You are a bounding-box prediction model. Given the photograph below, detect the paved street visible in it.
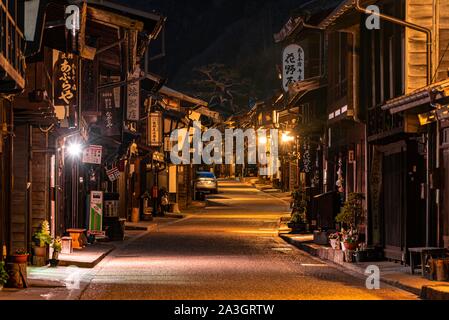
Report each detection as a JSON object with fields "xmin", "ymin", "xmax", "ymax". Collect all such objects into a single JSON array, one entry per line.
[{"xmin": 75, "ymin": 180, "xmax": 417, "ymax": 300}]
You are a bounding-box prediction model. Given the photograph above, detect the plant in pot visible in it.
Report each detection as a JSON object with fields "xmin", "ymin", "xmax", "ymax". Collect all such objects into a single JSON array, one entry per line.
[
  {"xmin": 335, "ymin": 193, "xmax": 364, "ymax": 250},
  {"xmin": 328, "ymin": 232, "xmax": 342, "ymax": 250},
  {"xmin": 49, "ymin": 237, "xmax": 62, "ymax": 267},
  {"xmin": 0, "ymin": 261, "xmax": 9, "ymax": 290},
  {"xmin": 288, "ymin": 189, "xmax": 309, "ymax": 233},
  {"xmin": 32, "ymin": 220, "xmax": 52, "ymax": 258},
  {"xmin": 342, "ymin": 232, "xmax": 358, "ymax": 251},
  {"xmin": 10, "ymin": 249, "xmax": 29, "ymax": 264}
]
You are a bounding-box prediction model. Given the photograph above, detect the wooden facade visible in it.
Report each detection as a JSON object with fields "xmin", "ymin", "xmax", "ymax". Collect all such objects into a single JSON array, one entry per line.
[
  {"xmin": 275, "ymin": 18, "xmax": 328, "ymax": 194},
  {"xmin": 0, "ymin": 0, "xmax": 167, "ymax": 258},
  {"xmin": 360, "ymin": 0, "xmax": 449, "ymax": 260},
  {"xmin": 323, "ymin": 7, "xmax": 368, "ymax": 237},
  {"xmin": 1, "ymin": 0, "xmax": 26, "ymax": 256}
]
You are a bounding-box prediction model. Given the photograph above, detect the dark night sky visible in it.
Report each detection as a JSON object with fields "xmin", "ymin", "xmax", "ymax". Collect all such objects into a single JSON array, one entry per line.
[{"xmin": 113, "ymin": 0, "xmax": 323, "ymax": 108}]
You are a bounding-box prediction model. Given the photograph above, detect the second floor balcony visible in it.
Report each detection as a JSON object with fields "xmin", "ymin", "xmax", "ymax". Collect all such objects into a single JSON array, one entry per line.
[{"xmin": 0, "ymin": 1, "xmax": 26, "ymax": 93}]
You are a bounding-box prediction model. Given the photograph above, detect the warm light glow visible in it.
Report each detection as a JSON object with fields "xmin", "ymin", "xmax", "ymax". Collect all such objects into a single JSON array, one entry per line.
[
  {"xmin": 67, "ymin": 142, "xmax": 83, "ymax": 157},
  {"xmin": 258, "ymin": 136, "xmax": 267, "ymax": 145},
  {"xmin": 281, "ymin": 132, "xmax": 294, "ymax": 143}
]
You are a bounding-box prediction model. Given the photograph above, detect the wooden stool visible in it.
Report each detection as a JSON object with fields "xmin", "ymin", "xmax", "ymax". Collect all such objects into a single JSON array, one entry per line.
[{"xmin": 66, "ymin": 229, "xmax": 87, "ymax": 249}]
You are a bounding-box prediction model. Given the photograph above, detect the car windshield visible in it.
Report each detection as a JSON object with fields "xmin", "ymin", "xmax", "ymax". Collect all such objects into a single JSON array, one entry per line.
[{"xmin": 197, "ymin": 172, "xmax": 215, "ymax": 179}]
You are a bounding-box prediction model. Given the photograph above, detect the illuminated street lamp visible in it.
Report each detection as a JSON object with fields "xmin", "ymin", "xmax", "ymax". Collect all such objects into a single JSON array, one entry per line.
[
  {"xmin": 67, "ymin": 142, "xmax": 83, "ymax": 158},
  {"xmin": 281, "ymin": 132, "xmax": 294, "ymax": 143}
]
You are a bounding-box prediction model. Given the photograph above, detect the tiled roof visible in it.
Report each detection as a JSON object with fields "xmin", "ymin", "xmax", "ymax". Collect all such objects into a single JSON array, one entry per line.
[{"xmin": 382, "ymin": 79, "xmax": 449, "ymax": 114}]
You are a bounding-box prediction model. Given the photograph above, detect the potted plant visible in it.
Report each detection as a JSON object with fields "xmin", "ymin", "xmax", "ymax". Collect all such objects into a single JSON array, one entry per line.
[
  {"xmin": 49, "ymin": 237, "xmax": 62, "ymax": 267},
  {"xmin": 329, "ymin": 232, "xmax": 342, "ymax": 250},
  {"xmin": 10, "ymin": 249, "xmax": 29, "ymax": 264},
  {"xmin": 32, "ymin": 220, "xmax": 52, "ymax": 257},
  {"xmin": 287, "ymin": 189, "xmax": 309, "ymax": 233},
  {"xmin": 0, "ymin": 261, "xmax": 9, "ymax": 290},
  {"xmin": 335, "ymin": 193, "xmax": 364, "ymax": 250},
  {"xmin": 342, "ymin": 232, "xmax": 358, "ymax": 251}
]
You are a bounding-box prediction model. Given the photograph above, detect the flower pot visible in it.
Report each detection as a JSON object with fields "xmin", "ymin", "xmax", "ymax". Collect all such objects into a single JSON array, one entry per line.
[
  {"xmin": 52, "ymin": 251, "xmax": 59, "ymax": 260},
  {"xmin": 330, "ymin": 238, "xmax": 340, "ymax": 250},
  {"xmin": 344, "ymin": 242, "xmax": 357, "ymax": 251},
  {"xmin": 10, "ymin": 254, "xmax": 29, "ymax": 264},
  {"xmin": 49, "ymin": 259, "xmax": 59, "ymax": 268},
  {"xmin": 33, "ymin": 246, "xmax": 47, "ymax": 257}
]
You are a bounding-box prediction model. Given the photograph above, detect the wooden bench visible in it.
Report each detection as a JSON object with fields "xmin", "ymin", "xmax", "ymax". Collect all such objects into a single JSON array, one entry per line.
[{"xmin": 409, "ymin": 247, "xmax": 447, "ymax": 276}]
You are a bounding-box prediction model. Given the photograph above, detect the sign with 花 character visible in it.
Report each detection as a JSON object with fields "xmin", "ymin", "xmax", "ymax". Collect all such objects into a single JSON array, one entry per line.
[
  {"xmin": 82, "ymin": 145, "xmax": 103, "ymax": 164},
  {"xmin": 282, "ymin": 44, "xmax": 304, "ymax": 92},
  {"xmin": 126, "ymin": 66, "xmax": 141, "ymax": 121},
  {"xmin": 148, "ymin": 112, "xmax": 162, "ymax": 147},
  {"xmin": 53, "ymin": 50, "xmax": 78, "ymax": 128}
]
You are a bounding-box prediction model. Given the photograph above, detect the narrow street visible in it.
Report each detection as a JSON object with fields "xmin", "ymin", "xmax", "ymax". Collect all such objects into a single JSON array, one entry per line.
[{"xmin": 77, "ymin": 181, "xmax": 417, "ymax": 300}]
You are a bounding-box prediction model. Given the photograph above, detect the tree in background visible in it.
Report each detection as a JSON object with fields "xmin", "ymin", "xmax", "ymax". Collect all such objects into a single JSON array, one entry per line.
[{"xmin": 187, "ymin": 63, "xmax": 256, "ymax": 116}]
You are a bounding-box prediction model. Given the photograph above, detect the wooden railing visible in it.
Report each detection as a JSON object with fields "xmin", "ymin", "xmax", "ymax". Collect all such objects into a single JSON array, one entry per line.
[
  {"xmin": 0, "ymin": 1, "xmax": 26, "ymax": 90},
  {"xmin": 367, "ymin": 106, "xmax": 404, "ymax": 139}
]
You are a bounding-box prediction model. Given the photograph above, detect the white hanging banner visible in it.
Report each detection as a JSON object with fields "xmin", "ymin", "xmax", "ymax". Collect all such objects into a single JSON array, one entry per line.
[{"xmin": 282, "ymin": 44, "xmax": 304, "ymax": 92}]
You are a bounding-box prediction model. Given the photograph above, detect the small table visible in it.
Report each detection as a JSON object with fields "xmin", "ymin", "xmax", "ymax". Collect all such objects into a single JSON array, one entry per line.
[
  {"xmin": 66, "ymin": 229, "xmax": 87, "ymax": 249},
  {"xmin": 408, "ymin": 247, "xmax": 447, "ymax": 276}
]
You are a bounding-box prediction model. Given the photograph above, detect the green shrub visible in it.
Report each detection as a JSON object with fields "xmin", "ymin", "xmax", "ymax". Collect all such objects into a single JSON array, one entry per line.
[
  {"xmin": 33, "ymin": 220, "xmax": 52, "ymax": 247},
  {"xmin": 335, "ymin": 193, "xmax": 365, "ymax": 229},
  {"xmin": 0, "ymin": 261, "xmax": 9, "ymax": 286}
]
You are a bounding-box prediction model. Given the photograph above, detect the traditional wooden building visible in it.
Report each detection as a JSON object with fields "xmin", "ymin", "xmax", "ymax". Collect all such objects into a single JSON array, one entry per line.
[
  {"xmin": 373, "ymin": 0, "xmax": 449, "ymax": 254},
  {"xmin": 1, "ymin": 0, "xmax": 27, "ymax": 256},
  {"xmin": 273, "ymin": 1, "xmax": 351, "ymax": 228},
  {"xmin": 138, "ymin": 78, "xmax": 211, "ymax": 215},
  {"xmin": 1, "ymin": 0, "xmax": 166, "ymax": 256},
  {"xmin": 323, "ymin": 0, "xmax": 449, "ymax": 261},
  {"xmin": 274, "ymin": 12, "xmax": 328, "ymax": 193},
  {"xmin": 318, "ymin": 1, "xmax": 368, "ymax": 239}
]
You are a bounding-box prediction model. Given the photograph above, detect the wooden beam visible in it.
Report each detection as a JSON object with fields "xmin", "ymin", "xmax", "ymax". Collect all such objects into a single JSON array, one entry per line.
[
  {"xmin": 79, "ymin": 3, "xmax": 97, "ymax": 60},
  {"xmin": 0, "ymin": 54, "xmax": 25, "ymax": 90},
  {"xmin": 87, "ymin": 7, "xmax": 144, "ymax": 31}
]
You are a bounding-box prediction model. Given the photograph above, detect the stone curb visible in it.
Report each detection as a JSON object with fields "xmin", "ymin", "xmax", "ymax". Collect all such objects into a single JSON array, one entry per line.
[{"xmin": 58, "ymin": 246, "xmax": 115, "ymax": 269}]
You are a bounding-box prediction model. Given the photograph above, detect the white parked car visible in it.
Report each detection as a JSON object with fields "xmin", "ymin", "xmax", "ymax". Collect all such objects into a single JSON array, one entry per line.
[{"xmin": 194, "ymin": 172, "xmax": 218, "ymax": 194}]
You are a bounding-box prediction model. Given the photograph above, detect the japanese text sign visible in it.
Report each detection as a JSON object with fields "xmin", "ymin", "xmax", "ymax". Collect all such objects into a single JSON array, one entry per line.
[{"xmin": 282, "ymin": 44, "xmax": 304, "ymax": 92}]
